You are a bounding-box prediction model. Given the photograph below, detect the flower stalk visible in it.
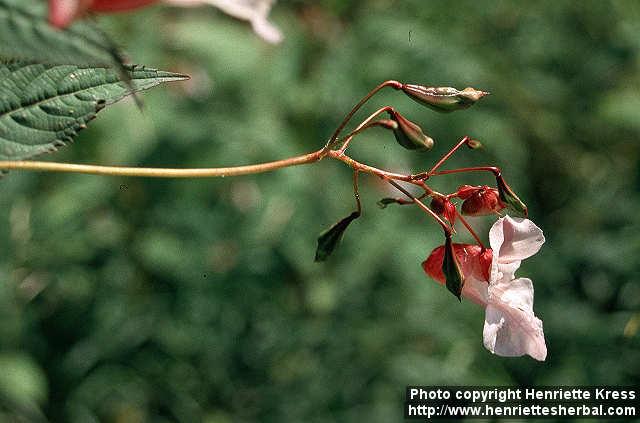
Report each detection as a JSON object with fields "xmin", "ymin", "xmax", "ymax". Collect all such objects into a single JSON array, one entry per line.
[{"xmin": 1, "ymin": 79, "xmax": 497, "ymax": 260}]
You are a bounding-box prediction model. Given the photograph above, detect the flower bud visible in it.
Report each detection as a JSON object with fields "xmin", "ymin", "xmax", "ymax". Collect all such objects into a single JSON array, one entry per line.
[
  {"xmin": 387, "ymin": 110, "xmax": 434, "ymax": 150},
  {"xmin": 401, "ymin": 84, "xmax": 489, "ymax": 113},
  {"xmin": 430, "ymin": 196, "xmax": 456, "ymax": 225},
  {"xmin": 460, "ymin": 186, "xmax": 504, "ymax": 216},
  {"xmin": 495, "ymin": 174, "xmax": 528, "ymax": 216},
  {"xmin": 466, "ymin": 138, "xmax": 483, "ymax": 149}
]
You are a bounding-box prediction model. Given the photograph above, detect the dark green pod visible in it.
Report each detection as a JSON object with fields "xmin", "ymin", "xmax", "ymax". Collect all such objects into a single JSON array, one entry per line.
[
  {"xmin": 387, "ymin": 110, "xmax": 434, "ymax": 150},
  {"xmin": 443, "ymin": 235, "xmax": 465, "ymax": 301}
]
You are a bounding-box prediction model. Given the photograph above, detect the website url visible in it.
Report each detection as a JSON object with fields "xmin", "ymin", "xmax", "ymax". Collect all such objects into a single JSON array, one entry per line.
[{"xmin": 406, "ymin": 403, "xmax": 637, "ymax": 419}]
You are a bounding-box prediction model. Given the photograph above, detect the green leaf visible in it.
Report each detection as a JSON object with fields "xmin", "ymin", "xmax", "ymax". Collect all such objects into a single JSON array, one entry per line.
[
  {"xmin": 314, "ymin": 211, "xmax": 360, "ymax": 262},
  {"xmin": 0, "ymin": 61, "xmax": 188, "ymax": 160},
  {"xmin": 0, "ymin": 0, "xmax": 125, "ymax": 69}
]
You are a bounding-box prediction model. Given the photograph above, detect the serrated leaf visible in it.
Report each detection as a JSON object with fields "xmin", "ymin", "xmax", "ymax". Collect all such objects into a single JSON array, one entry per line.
[
  {"xmin": 0, "ymin": 0, "xmax": 125, "ymax": 69},
  {"xmin": 0, "ymin": 61, "xmax": 188, "ymax": 160},
  {"xmin": 314, "ymin": 211, "xmax": 360, "ymax": 262}
]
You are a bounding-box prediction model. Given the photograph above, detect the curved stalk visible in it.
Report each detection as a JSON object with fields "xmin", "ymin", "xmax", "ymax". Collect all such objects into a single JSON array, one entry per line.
[
  {"xmin": 324, "ymin": 80, "xmax": 402, "ymax": 151},
  {"xmin": 0, "ymin": 151, "xmax": 324, "ymax": 178}
]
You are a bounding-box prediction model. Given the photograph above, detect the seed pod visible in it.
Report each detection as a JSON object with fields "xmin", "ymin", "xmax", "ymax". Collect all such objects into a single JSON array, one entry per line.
[
  {"xmin": 387, "ymin": 110, "xmax": 434, "ymax": 150},
  {"xmin": 315, "ymin": 211, "xmax": 360, "ymax": 262},
  {"xmin": 442, "ymin": 235, "xmax": 465, "ymax": 301},
  {"xmin": 401, "ymin": 84, "xmax": 489, "ymax": 113},
  {"xmin": 466, "ymin": 138, "xmax": 483, "ymax": 149},
  {"xmin": 495, "ymin": 174, "xmax": 528, "ymax": 216}
]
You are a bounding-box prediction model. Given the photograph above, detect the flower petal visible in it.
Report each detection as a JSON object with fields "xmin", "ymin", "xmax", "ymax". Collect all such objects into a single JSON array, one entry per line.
[
  {"xmin": 166, "ymin": 0, "xmax": 283, "ymax": 44},
  {"xmin": 489, "ymin": 215, "xmax": 545, "ymax": 264},
  {"xmin": 48, "ymin": 0, "xmax": 88, "ymax": 27},
  {"xmin": 461, "ymin": 276, "xmax": 488, "ymax": 307},
  {"xmin": 483, "ymin": 278, "xmax": 547, "ymax": 361},
  {"xmin": 422, "ymin": 243, "xmax": 489, "ymax": 285}
]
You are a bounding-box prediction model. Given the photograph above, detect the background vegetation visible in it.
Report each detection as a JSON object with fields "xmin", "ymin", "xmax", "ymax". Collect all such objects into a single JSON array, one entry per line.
[{"xmin": 0, "ymin": 0, "xmax": 639, "ymax": 421}]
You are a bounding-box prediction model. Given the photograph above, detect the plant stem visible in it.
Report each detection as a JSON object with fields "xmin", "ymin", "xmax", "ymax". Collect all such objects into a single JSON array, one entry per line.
[
  {"xmin": 0, "ymin": 151, "xmax": 324, "ymax": 178},
  {"xmin": 411, "ymin": 135, "xmax": 469, "ymax": 180},
  {"xmin": 324, "ymin": 80, "xmax": 402, "ymax": 151},
  {"xmin": 352, "ymin": 170, "xmax": 361, "ymax": 214},
  {"xmin": 430, "ymin": 166, "xmax": 500, "ymax": 177},
  {"xmin": 455, "ymin": 211, "xmax": 486, "ymax": 249},
  {"xmin": 386, "ymin": 179, "xmax": 451, "ymax": 235},
  {"xmin": 338, "ymin": 106, "xmax": 395, "ymax": 153},
  {"xmin": 327, "ymin": 150, "xmax": 416, "ymax": 183},
  {"xmin": 0, "ymin": 148, "xmax": 425, "ymax": 189}
]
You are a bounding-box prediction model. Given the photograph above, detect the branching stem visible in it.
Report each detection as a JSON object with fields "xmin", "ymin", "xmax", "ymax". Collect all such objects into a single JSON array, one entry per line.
[
  {"xmin": 411, "ymin": 136, "xmax": 470, "ymax": 180},
  {"xmin": 430, "ymin": 166, "xmax": 500, "ymax": 177},
  {"xmin": 324, "ymin": 80, "xmax": 402, "ymax": 151},
  {"xmin": 455, "ymin": 210, "xmax": 486, "ymax": 249},
  {"xmin": 0, "ymin": 151, "xmax": 325, "ymax": 178},
  {"xmin": 385, "ymin": 179, "xmax": 452, "ymax": 236},
  {"xmin": 338, "ymin": 106, "xmax": 395, "ymax": 153}
]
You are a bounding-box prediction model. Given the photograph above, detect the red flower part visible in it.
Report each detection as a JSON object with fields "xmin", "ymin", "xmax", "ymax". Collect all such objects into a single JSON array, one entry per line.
[
  {"xmin": 456, "ymin": 185, "xmax": 505, "ymax": 216},
  {"xmin": 49, "ymin": 0, "xmax": 158, "ymax": 28},
  {"xmin": 429, "ymin": 196, "xmax": 457, "ymax": 225},
  {"xmin": 455, "ymin": 184, "xmax": 480, "ymax": 200},
  {"xmin": 90, "ymin": 0, "xmax": 158, "ymax": 12},
  {"xmin": 422, "ymin": 243, "xmax": 492, "ymax": 285}
]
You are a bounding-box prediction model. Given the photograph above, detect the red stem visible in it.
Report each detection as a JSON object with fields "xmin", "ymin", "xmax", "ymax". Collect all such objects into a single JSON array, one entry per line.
[
  {"xmin": 386, "ymin": 179, "xmax": 452, "ymax": 236},
  {"xmin": 455, "ymin": 211, "xmax": 486, "ymax": 249},
  {"xmin": 353, "ymin": 170, "xmax": 362, "ymax": 214},
  {"xmin": 411, "ymin": 136, "xmax": 469, "ymax": 180},
  {"xmin": 325, "ymin": 80, "xmax": 402, "ymax": 150},
  {"xmin": 431, "ymin": 166, "xmax": 500, "ymax": 177},
  {"xmin": 338, "ymin": 106, "xmax": 395, "ymax": 153},
  {"xmin": 328, "ymin": 151, "xmax": 417, "ymax": 183}
]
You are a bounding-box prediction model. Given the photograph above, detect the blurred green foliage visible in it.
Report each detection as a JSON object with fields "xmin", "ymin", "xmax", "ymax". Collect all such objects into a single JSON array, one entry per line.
[{"xmin": 1, "ymin": 0, "xmax": 639, "ymax": 421}]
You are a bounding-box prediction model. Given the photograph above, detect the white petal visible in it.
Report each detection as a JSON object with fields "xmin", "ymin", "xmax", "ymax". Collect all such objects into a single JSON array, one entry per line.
[
  {"xmin": 164, "ymin": 0, "xmax": 283, "ymax": 43},
  {"xmin": 490, "ymin": 260, "xmax": 521, "ymax": 287},
  {"xmin": 250, "ymin": 16, "xmax": 283, "ymax": 44},
  {"xmin": 489, "ymin": 215, "xmax": 545, "ymax": 264},
  {"xmin": 461, "ymin": 276, "xmax": 489, "ymax": 307},
  {"xmin": 483, "ymin": 278, "xmax": 547, "ymax": 360}
]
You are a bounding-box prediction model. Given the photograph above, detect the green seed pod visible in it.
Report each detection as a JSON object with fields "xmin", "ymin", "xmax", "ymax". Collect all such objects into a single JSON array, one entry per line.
[
  {"xmin": 387, "ymin": 110, "xmax": 434, "ymax": 150},
  {"xmin": 442, "ymin": 235, "xmax": 465, "ymax": 301},
  {"xmin": 496, "ymin": 174, "xmax": 528, "ymax": 217},
  {"xmin": 401, "ymin": 84, "xmax": 489, "ymax": 113}
]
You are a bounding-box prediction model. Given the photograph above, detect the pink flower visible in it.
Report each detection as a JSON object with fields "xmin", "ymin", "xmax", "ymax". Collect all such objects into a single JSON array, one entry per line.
[
  {"xmin": 164, "ymin": 0, "xmax": 283, "ymax": 44},
  {"xmin": 48, "ymin": 0, "xmax": 158, "ymax": 28},
  {"xmin": 423, "ymin": 215, "xmax": 547, "ymax": 361},
  {"xmin": 49, "ymin": 0, "xmax": 283, "ymax": 44}
]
